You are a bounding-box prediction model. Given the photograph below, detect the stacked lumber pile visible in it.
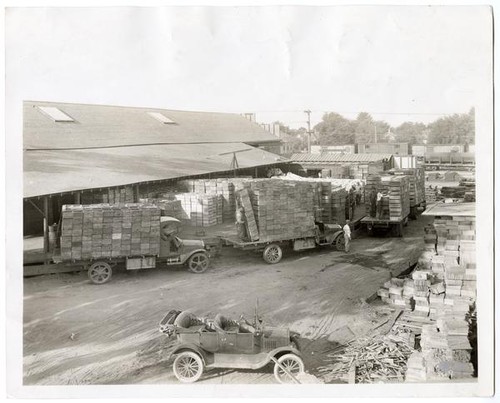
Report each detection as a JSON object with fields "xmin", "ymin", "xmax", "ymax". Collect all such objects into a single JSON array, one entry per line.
[
  {"xmin": 81, "ymin": 186, "xmax": 135, "ymax": 204},
  {"xmin": 60, "ymin": 203, "xmax": 160, "ymax": 261},
  {"xmin": 236, "ymin": 179, "xmax": 317, "ymax": 242},
  {"xmin": 317, "ymin": 335, "xmax": 414, "ymax": 383},
  {"xmin": 459, "ymin": 178, "xmax": 476, "ymax": 202},
  {"xmin": 441, "ymin": 186, "xmax": 466, "ymax": 199}
]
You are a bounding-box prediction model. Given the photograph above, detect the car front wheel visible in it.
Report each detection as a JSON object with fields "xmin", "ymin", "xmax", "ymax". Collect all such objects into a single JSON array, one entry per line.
[
  {"xmin": 173, "ymin": 351, "xmax": 204, "ymax": 383},
  {"xmin": 274, "ymin": 353, "xmax": 305, "ymax": 384}
]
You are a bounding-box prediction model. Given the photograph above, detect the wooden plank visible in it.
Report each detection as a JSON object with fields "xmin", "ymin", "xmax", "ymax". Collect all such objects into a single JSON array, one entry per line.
[{"xmin": 24, "ymin": 262, "xmax": 85, "ymax": 277}]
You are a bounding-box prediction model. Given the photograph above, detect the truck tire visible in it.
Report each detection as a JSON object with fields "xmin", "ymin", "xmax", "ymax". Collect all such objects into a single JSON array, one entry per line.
[
  {"xmin": 263, "ymin": 244, "xmax": 283, "ymax": 264},
  {"xmin": 187, "ymin": 252, "xmax": 209, "ymax": 273},
  {"xmin": 88, "ymin": 261, "xmax": 112, "ymax": 285}
]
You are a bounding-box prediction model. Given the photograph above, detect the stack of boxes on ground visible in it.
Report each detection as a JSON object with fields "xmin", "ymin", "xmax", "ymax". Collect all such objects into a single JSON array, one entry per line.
[
  {"xmin": 377, "ymin": 208, "xmax": 476, "ymax": 382},
  {"xmin": 60, "ymin": 204, "xmax": 161, "ymax": 261}
]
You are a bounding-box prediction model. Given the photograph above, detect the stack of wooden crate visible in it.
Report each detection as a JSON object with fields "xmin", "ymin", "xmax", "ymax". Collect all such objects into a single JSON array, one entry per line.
[
  {"xmin": 238, "ymin": 179, "xmax": 317, "ymax": 242},
  {"xmin": 177, "ymin": 179, "xmax": 232, "ymax": 223},
  {"xmin": 392, "ymin": 168, "xmax": 425, "ymax": 207},
  {"xmin": 160, "ymin": 193, "xmax": 218, "ymax": 227},
  {"xmin": 139, "ymin": 198, "xmax": 184, "ymax": 220},
  {"xmin": 81, "ymin": 186, "xmax": 135, "ymax": 204},
  {"xmin": 60, "ymin": 203, "xmax": 161, "ymax": 261}
]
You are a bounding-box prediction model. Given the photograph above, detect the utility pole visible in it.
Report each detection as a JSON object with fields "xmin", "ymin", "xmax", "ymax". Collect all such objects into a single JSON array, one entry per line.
[
  {"xmin": 374, "ymin": 124, "xmax": 378, "ymax": 143},
  {"xmin": 304, "ymin": 110, "xmax": 312, "ymax": 153}
]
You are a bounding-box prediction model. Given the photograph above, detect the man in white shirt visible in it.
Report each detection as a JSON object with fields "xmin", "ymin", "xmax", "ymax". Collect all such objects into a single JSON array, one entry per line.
[
  {"xmin": 376, "ymin": 191, "xmax": 384, "ymax": 219},
  {"xmin": 343, "ymin": 220, "xmax": 351, "ymax": 253}
]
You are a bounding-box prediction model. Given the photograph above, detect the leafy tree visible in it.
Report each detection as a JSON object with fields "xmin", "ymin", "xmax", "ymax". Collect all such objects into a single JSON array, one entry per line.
[
  {"xmin": 427, "ymin": 109, "xmax": 475, "ymax": 144},
  {"xmin": 394, "ymin": 122, "xmax": 427, "ymax": 145},
  {"xmin": 314, "ymin": 113, "xmax": 355, "ymax": 145}
]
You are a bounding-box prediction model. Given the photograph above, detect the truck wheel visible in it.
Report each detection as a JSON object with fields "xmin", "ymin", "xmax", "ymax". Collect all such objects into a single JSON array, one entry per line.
[
  {"xmin": 88, "ymin": 261, "xmax": 112, "ymax": 285},
  {"xmin": 263, "ymin": 244, "xmax": 283, "ymax": 264},
  {"xmin": 334, "ymin": 234, "xmax": 345, "ymax": 251},
  {"xmin": 173, "ymin": 351, "xmax": 204, "ymax": 383},
  {"xmin": 274, "ymin": 353, "xmax": 304, "ymax": 384},
  {"xmin": 187, "ymin": 252, "xmax": 209, "ymax": 273}
]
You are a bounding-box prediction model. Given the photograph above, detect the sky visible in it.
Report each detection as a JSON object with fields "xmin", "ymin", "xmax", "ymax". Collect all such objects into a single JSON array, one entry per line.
[{"xmin": 6, "ymin": 6, "xmax": 492, "ymax": 129}]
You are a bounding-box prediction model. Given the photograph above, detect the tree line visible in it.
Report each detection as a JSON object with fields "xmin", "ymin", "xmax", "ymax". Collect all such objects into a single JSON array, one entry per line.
[{"xmin": 277, "ymin": 107, "xmax": 475, "ymax": 153}]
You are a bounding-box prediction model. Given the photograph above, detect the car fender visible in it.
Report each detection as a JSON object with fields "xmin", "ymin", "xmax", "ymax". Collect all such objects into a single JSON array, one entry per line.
[
  {"xmin": 331, "ymin": 230, "xmax": 344, "ymax": 244},
  {"xmin": 169, "ymin": 343, "xmax": 211, "ymax": 364},
  {"xmin": 181, "ymin": 249, "xmax": 210, "ymax": 264},
  {"xmin": 266, "ymin": 345, "xmax": 302, "ymax": 363}
]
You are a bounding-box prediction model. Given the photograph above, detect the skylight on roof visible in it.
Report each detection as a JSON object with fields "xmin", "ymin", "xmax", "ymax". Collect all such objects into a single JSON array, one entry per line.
[
  {"xmin": 148, "ymin": 112, "xmax": 176, "ymax": 124},
  {"xmin": 38, "ymin": 106, "xmax": 74, "ymax": 122}
]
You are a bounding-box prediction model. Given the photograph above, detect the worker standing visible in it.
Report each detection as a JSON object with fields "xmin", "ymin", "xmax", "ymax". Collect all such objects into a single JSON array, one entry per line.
[
  {"xmin": 376, "ymin": 191, "xmax": 384, "ymax": 219},
  {"xmin": 369, "ymin": 189, "xmax": 377, "ymax": 218},
  {"xmin": 343, "ymin": 220, "xmax": 351, "ymax": 253},
  {"xmin": 235, "ymin": 207, "xmax": 248, "ymax": 241}
]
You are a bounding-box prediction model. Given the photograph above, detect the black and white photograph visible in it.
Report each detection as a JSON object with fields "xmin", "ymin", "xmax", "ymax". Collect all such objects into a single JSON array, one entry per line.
[{"xmin": 4, "ymin": 1, "xmax": 495, "ymax": 399}]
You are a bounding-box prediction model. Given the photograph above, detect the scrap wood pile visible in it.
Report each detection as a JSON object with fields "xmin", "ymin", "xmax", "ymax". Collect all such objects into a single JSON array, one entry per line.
[{"xmin": 317, "ymin": 335, "xmax": 415, "ymax": 383}]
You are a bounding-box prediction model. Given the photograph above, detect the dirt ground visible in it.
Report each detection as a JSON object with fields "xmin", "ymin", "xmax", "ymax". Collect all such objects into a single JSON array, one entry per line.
[{"xmin": 23, "ymin": 215, "xmax": 432, "ymax": 385}]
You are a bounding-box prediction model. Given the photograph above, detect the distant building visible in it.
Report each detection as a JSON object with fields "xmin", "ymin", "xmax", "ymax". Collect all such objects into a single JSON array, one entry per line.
[
  {"xmin": 357, "ymin": 143, "xmax": 409, "ymax": 155},
  {"xmin": 290, "ymin": 153, "xmax": 393, "ymax": 179},
  {"xmin": 412, "ymin": 144, "xmax": 465, "ymax": 156},
  {"xmin": 310, "ymin": 144, "xmax": 356, "ymax": 154}
]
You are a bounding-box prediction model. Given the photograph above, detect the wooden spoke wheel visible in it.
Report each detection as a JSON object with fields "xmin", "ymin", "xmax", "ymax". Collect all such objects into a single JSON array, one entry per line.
[
  {"xmin": 88, "ymin": 261, "xmax": 112, "ymax": 285},
  {"xmin": 335, "ymin": 234, "xmax": 345, "ymax": 251},
  {"xmin": 263, "ymin": 244, "xmax": 283, "ymax": 264},
  {"xmin": 274, "ymin": 354, "xmax": 305, "ymax": 384},
  {"xmin": 173, "ymin": 351, "xmax": 204, "ymax": 383},
  {"xmin": 187, "ymin": 252, "xmax": 209, "ymax": 273}
]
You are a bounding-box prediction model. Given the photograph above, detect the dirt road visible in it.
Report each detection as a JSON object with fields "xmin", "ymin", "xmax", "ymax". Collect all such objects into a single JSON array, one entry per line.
[{"xmin": 23, "ymin": 216, "xmax": 431, "ymax": 385}]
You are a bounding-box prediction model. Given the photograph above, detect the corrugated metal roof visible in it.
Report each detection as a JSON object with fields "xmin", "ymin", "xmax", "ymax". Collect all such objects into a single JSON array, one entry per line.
[
  {"xmin": 422, "ymin": 202, "xmax": 475, "ymax": 217},
  {"xmin": 24, "ymin": 101, "xmax": 280, "ymax": 150},
  {"xmin": 290, "ymin": 152, "xmax": 393, "ymax": 163},
  {"xmin": 24, "ymin": 143, "xmax": 288, "ymax": 198}
]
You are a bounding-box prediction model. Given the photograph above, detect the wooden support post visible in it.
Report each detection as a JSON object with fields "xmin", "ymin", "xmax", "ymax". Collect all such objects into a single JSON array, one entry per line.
[
  {"xmin": 254, "ymin": 167, "xmax": 258, "ymax": 178},
  {"xmin": 75, "ymin": 191, "xmax": 81, "ymax": 204},
  {"xmin": 134, "ymin": 184, "xmax": 140, "ymax": 203},
  {"xmin": 43, "ymin": 196, "xmax": 49, "ymax": 256}
]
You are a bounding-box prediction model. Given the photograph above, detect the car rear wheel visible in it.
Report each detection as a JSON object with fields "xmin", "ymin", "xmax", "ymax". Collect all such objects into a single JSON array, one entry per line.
[
  {"xmin": 187, "ymin": 252, "xmax": 209, "ymax": 273},
  {"xmin": 88, "ymin": 261, "xmax": 112, "ymax": 285},
  {"xmin": 263, "ymin": 244, "xmax": 282, "ymax": 264},
  {"xmin": 173, "ymin": 351, "xmax": 204, "ymax": 383},
  {"xmin": 274, "ymin": 353, "xmax": 305, "ymax": 384}
]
